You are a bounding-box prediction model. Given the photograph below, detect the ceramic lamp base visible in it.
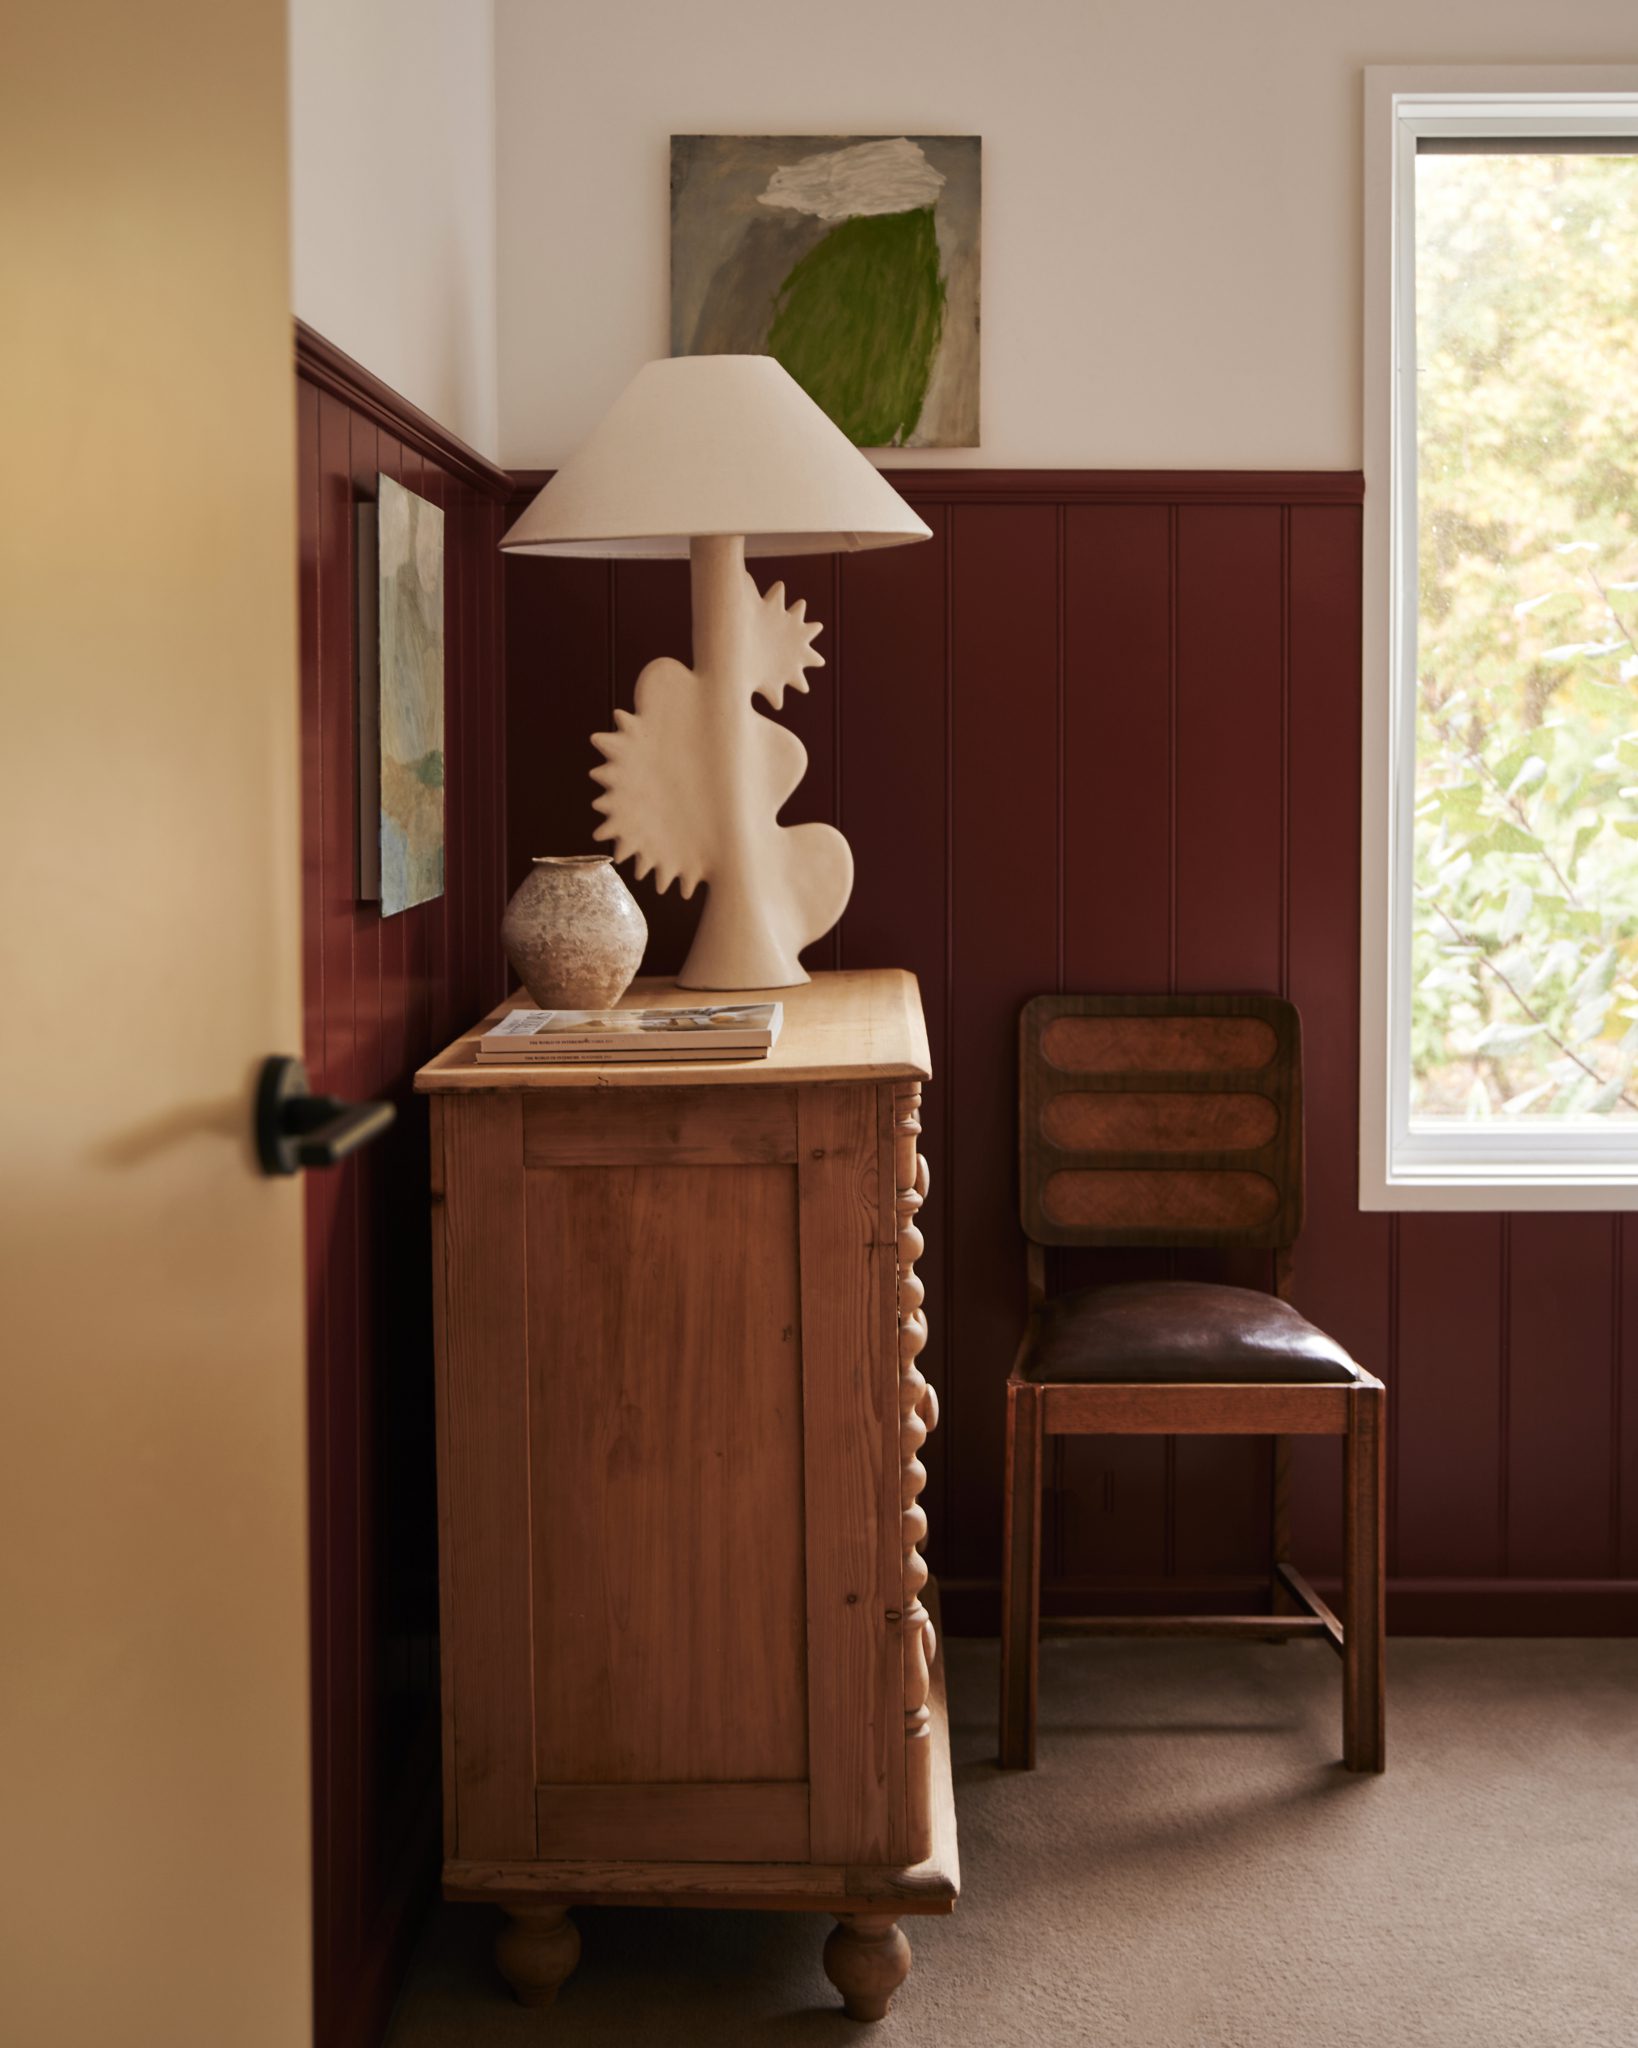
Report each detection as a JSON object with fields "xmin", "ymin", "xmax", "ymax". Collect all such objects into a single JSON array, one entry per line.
[{"xmin": 589, "ymin": 536, "xmax": 853, "ymax": 991}]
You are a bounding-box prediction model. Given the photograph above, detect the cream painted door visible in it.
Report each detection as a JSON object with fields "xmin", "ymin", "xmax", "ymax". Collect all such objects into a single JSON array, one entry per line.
[{"xmin": 1, "ymin": 6, "xmax": 312, "ymax": 2046}]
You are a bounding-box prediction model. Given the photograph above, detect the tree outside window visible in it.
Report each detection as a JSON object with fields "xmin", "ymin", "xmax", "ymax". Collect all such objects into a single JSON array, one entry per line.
[{"xmin": 1412, "ymin": 150, "xmax": 1638, "ymax": 1123}]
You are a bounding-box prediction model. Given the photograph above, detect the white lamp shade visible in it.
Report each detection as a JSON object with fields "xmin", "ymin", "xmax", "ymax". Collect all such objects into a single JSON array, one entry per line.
[{"xmin": 500, "ymin": 355, "xmax": 933, "ymax": 560}]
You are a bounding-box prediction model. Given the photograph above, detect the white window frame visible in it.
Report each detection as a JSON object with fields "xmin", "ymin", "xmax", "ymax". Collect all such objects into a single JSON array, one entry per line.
[{"xmin": 1361, "ymin": 65, "xmax": 1638, "ymax": 1211}]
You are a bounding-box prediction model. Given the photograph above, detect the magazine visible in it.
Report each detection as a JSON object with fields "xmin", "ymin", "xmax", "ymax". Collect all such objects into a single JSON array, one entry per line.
[{"xmin": 478, "ymin": 1001, "xmax": 782, "ymax": 1059}]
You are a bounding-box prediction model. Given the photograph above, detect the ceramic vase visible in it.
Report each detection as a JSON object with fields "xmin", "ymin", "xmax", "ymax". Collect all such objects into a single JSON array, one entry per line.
[{"xmin": 501, "ymin": 855, "xmax": 647, "ymax": 1009}]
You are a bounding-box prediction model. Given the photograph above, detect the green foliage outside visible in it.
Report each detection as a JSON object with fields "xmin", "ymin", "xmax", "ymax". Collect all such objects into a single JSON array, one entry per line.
[
  {"xmin": 767, "ymin": 207, "xmax": 946, "ymax": 448},
  {"xmin": 1413, "ymin": 151, "xmax": 1638, "ymax": 1120}
]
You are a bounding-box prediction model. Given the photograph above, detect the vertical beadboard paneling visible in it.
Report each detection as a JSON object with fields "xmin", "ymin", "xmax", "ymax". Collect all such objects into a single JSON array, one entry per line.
[
  {"xmin": 1061, "ymin": 505, "xmax": 1173, "ymax": 992},
  {"xmin": 1620, "ymin": 1218, "xmax": 1638, "ymax": 1576},
  {"xmin": 505, "ymin": 558, "xmax": 610, "ymax": 893},
  {"xmin": 420, "ymin": 452, "xmax": 454, "ymax": 1057},
  {"xmin": 837, "ymin": 515, "xmax": 952, "ymax": 1559},
  {"xmin": 315, "ymin": 386, "xmax": 364, "ymax": 1988},
  {"xmin": 1171, "ymin": 505, "xmax": 1285, "ymax": 1577},
  {"xmin": 502, "ymin": 468, "xmax": 1634, "ymax": 1637},
  {"xmin": 1507, "ymin": 1217, "xmax": 1617, "ymax": 1576},
  {"xmin": 1394, "ymin": 1217, "xmax": 1505, "ymax": 1576},
  {"xmin": 1285, "ymin": 502, "xmax": 1389, "ymax": 1578},
  {"xmin": 297, "ymin": 337, "xmax": 511, "ymax": 2048},
  {"xmin": 947, "ymin": 504, "xmax": 1061, "ymax": 1587},
  {"xmin": 350, "ymin": 413, "xmax": 386, "ymax": 1972},
  {"xmin": 295, "ymin": 374, "xmax": 334, "ymax": 2034},
  {"xmin": 1056, "ymin": 504, "xmax": 1173, "ymax": 1590},
  {"xmin": 1172, "ymin": 506, "xmax": 1285, "ymax": 995}
]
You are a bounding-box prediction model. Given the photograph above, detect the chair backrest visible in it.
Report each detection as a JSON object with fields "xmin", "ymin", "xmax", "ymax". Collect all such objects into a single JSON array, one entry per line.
[{"xmin": 1019, "ymin": 993, "xmax": 1303, "ymax": 1250}]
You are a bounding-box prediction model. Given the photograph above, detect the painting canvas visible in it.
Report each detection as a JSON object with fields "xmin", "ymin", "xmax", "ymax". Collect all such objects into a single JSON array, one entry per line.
[
  {"xmin": 372, "ymin": 474, "xmax": 444, "ymax": 914},
  {"xmin": 671, "ymin": 134, "xmax": 980, "ymax": 450}
]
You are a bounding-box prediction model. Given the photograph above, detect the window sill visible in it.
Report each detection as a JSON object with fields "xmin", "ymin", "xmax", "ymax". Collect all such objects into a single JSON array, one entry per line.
[{"xmin": 1361, "ymin": 1164, "xmax": 1638, "ymax": 1212}]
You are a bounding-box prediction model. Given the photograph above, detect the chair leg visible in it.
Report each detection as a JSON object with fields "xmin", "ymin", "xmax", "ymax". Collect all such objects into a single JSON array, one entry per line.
[
  {"xmin": 1267, "ymin": 1433, "xmax": 1296, "ymax": 1630},
  {"xmin": 1343, "ymin": 1385, "xmax": 1386, "ymax": 1772},
  {"xmin": 998, "ymin": 1380, "xmax": 1043, "ymax": 1770}
]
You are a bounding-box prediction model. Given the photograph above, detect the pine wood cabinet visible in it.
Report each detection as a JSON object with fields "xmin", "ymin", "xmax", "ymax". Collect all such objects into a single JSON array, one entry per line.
[{"xmin": 416, "ymin": 970, "xmax": 957, "ymax": 2021}]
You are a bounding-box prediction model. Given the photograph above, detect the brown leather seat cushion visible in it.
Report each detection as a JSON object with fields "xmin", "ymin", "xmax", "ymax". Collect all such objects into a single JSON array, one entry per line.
[{"xmin": 1020, "ymin": 1280, "xmax": 1358, "ymax": 1384}]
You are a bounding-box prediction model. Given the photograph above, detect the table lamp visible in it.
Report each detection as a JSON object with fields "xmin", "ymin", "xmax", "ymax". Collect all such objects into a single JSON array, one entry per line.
[{"xmin": 500, "ymin": 355, "xmax": 932, "ymax": 989}]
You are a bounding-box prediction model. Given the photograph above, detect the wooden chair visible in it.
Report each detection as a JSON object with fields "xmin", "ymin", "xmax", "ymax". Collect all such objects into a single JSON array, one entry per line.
[{"xmin": 998, "ymin": 993, "xmax": 1385, "ymax": 1774}]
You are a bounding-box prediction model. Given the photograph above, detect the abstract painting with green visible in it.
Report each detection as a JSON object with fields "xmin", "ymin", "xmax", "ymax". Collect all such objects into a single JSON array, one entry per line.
[{"xmin": 671, "ymin": 134, "xmax": 980, "ymax": 450}]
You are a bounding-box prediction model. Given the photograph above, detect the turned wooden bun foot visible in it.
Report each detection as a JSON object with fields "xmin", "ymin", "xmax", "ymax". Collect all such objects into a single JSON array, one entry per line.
[
  {"xmin": 822, "ymin": 1913, "xmax": 911, "ymax": 2022},
  {"xmin": 494, "ymin": 1906, "xmax": 581, "ymax": 2008}
]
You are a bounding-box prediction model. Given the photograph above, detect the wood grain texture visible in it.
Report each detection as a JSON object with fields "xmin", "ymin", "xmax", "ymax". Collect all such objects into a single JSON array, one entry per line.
[
  {"xmin": 998, "ymin": 1383, "xmax": 1043, "ymax": 1771},
  {"xmin": 433, "ymin": 982, "xmax": 954, "ymax": 1951},
  {"xmin": 435, "ymin": 1095, "xmax": 536, "ymax": 1858},
  {"xmin": 1008, "ymin": 1356, "xmax": 1385, "ymax": 1770},
  {"xmin": 1042, "ymin": 1613, "xmax": 1327, "ymax": 1639},
  {"xmin": 298, "ymin": 338, "xmax": 510, "ymax": 2048},
  {"xmin": 534, "ymin": 1782, "xmax": 810, "ymax": 1863},
  {"xmin": 504, "ymin": 470, "xmax": 1633, "ymax": 1634},
  {"xmin": 521, "ymin": 1086, "xmax": 798, "ymax": 1165},
  {"xmin": 1043, "ymin": 1092, "xmax": 1280, "ymax": 1152},
  {"xmin": 525, "ymin": 1160, "xmax": 808, "ymax": 1788},
  {"xmin": 1021, "ymin": 993, "xmax": 1304, "ymax": 1250},
  {"xmin": 1043, "ymin": 1168, "xmax": 1281, "ymax": 1232},
  {"xmin": 1042, "ymin": 1015, "xmax": 1277, "ymax": 1072},
  {"xmin": 1344, "ymin": 1384, "xmax": 1387, "ymax": 1771},
  {"xmin": 892, "ymin": 1086, "xmax": 935, "ymax": 1863},
  {"xmin": 493, "ymin": 1906, "xmax": 580, "ymax": 2011},
  {"xmin": 799, "ymin": 1083, "xmax": 898, "ymax": 1865},
  {"xmin": 1275, "ymin": 1562, "xmax": 1346, "ymax": 1650},
  {"xmin": 442, "ymin": 1585, "xmax": 958, "ymax": 1915},
  {"xmin": 1040, "ymin": 1384, "xmax": 1353, "ymax": 1435},
  {"xmin": 823, "ymin": 1913, "xmax": 913, "ymax": 2023},
  {"xmin": 418, "ymin": 970, "xmax": 931, "ymax": 1091}
]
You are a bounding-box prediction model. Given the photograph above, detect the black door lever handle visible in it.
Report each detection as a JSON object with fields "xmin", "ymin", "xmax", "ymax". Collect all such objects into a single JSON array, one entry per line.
[{"xmin": 256, "ymin": 1055, "xmax": 396, "ymax": 1176}]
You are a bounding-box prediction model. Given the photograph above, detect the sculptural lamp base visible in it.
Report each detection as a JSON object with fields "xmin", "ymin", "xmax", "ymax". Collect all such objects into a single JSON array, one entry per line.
[{"xmin": 589, "ymin": 534, "xmax": 855, "ymax": 993}]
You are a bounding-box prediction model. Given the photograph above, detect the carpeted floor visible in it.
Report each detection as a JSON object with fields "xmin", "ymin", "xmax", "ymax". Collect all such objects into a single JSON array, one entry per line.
[{"xmin": 386, "ymin": 1635, "xmax": 1638, "ymax": 2047}]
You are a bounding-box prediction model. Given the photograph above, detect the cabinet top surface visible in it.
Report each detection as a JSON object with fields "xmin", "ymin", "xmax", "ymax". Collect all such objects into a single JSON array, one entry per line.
[{"xmin": 415, "ymin": 968, "xmax": 931, "ymax": 1092}]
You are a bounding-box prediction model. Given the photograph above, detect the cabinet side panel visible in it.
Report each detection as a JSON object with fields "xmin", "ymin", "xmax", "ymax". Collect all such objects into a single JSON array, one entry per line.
[
  {"xmin": 528, "ymin": 1163, "xmax": 809, "ymax": 1791},
  {"xmin": 435, "ymin": 1095, "xmax": 536, "ymax": 1860},
  {"xmin": 800, "ymin": 1084, "xmax": 897, "ymax": 1865},
  {"xmin": 891, "ymin": 1081, "xmax": 936, "ymax": 1864},
  {"xmin": 430, "ymin": 1099, "xmax": 456, "ymax": 1861}
]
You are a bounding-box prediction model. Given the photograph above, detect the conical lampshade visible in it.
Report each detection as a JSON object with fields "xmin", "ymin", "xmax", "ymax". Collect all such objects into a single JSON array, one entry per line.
[{"xmin": 500, "ymin": 355, "xmax": 933, "ymax": 560}]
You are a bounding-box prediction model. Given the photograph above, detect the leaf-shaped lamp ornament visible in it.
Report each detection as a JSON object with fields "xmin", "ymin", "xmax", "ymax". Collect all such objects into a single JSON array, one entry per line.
[{"xmin": 499, "ymin": 356, "xmax": 931, "ymax": 989}]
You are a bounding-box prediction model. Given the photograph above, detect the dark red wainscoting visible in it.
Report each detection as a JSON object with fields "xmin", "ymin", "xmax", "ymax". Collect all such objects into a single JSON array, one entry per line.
[
  {"xmin": 504, "ymin": 470, "xmax": 1638, "ymax": 1637},
  {"xmin": 297, "ymin": 326, "xmax": 510, "ymax": 2048}
]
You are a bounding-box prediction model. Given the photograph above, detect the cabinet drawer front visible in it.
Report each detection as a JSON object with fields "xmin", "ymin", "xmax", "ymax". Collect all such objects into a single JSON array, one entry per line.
[
  {"xmin": 523, "ymin": 1087, "xmax": 798, "ymax": 1165},
  {"xmin": 527, "ymin": 1162, "xmax": 810, "ymax": 1806},
  {"xmin": 536, "ymin": 1782, "xmax": 810, "ymax": 1862}
]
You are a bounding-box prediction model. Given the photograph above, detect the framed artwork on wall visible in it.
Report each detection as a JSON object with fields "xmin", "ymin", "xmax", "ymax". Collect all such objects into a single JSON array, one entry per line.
[
  {"xmin": 670, "ymin": 133, "xmax": 981, "ymax": 450},
  {"xmin": 357, "ymin": 474, "xmax": 445, "ymax": 913}
]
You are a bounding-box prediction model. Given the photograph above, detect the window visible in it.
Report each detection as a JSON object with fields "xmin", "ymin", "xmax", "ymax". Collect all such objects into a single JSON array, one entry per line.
[{"xmin": 1362, "ymin": 69, "xmax": 1638, "ymax": 1207}]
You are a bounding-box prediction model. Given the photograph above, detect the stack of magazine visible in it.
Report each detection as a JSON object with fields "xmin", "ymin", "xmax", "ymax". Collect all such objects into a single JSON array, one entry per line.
[{"xmin": 475, "ymin": 1002, "xmax": 784, "ymax": 1066}]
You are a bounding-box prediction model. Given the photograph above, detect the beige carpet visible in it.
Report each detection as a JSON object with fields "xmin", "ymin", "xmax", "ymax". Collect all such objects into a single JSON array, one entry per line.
[{"xmin": 387, "ymin": 1636, "xmax": 1638, "ymax": 2047}]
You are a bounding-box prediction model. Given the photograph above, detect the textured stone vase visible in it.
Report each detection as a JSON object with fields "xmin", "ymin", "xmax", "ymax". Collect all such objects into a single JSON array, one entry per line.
[{"xmin": 501, "ymin": 855, "xmax": 647, "ymax": 1009}]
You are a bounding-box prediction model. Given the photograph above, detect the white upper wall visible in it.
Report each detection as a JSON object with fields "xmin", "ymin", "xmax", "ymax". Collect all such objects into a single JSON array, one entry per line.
[
  {"xmin": 289, "ymin": 0, "xmax": 499, "ymax": 460},
  {"xmin": 493, "ymin": 0, "xmax": 1635, "ymax": 471}
]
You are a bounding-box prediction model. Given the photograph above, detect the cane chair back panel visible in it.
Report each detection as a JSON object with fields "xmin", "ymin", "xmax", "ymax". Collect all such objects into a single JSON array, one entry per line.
[{"xmin": 1019, "ymin": 994, "xmax": 1303, "ymax": 1250}]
